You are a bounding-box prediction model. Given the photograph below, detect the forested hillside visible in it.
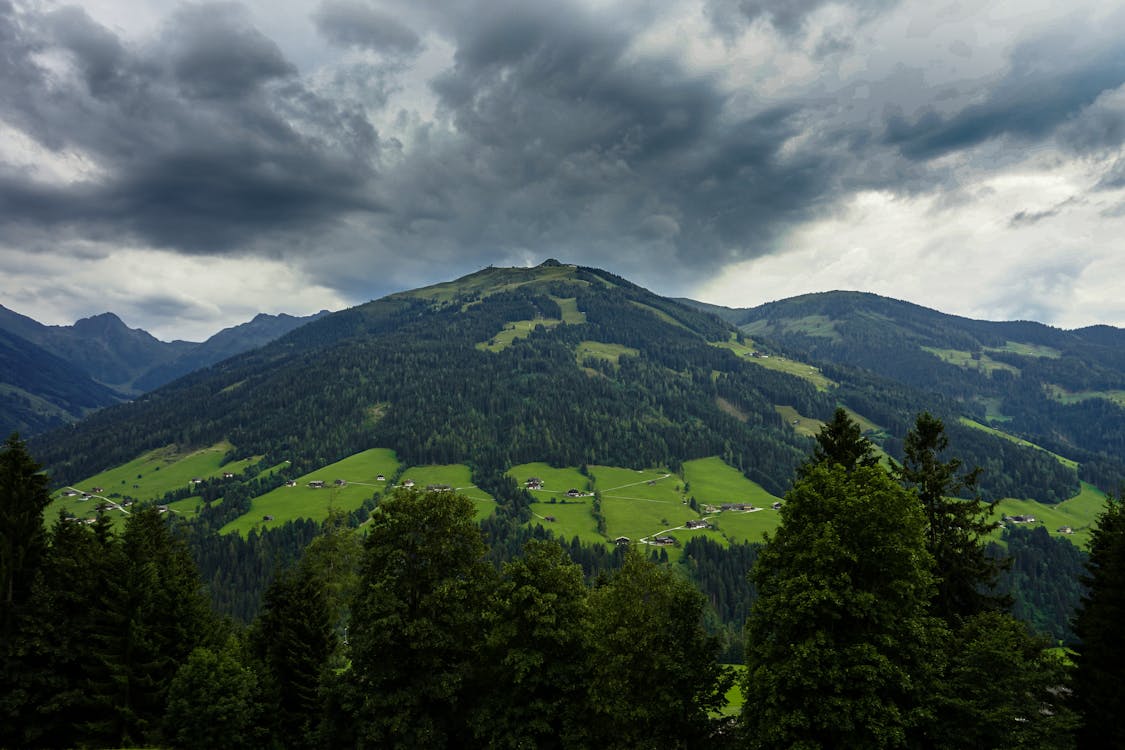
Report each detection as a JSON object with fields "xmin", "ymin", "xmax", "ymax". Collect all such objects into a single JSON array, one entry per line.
[{"xmin": 688, "ymin": 290, "xmax": 1125, "ymax": 496}]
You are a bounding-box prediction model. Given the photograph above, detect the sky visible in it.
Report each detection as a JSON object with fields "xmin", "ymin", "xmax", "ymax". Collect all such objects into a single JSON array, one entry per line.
[{"xmin": 3, "ymin": 0, "xmax": 1125, "ymax": 341}]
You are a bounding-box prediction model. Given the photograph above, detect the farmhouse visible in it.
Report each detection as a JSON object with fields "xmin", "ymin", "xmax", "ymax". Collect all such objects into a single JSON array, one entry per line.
[
  {"xmin": 334, "ymin": 479, "xmax": 347, "ymax": 487},
  {"xmin": 427, "ymin": 484, "xmax": 452, "ymax": 492},
  {"xmin": 614, "ymin": 536, "xmax": 631, "ymax": 546},
  {"xmin": 190, "ymin": 477, "xmax": 203, "ymax": 485},
  {"xmin": 376, "ymin": 474, "xmax": 386, "ymax": 481},
  {"xmin": 544, "ymin": 515, "xmax": 556, "ymax": 522},
  {"xmin": 566, "ymin": 488, "xmax": 583, "ymax": 498},
  {"xmin": 1058, "ymin": 526, "xmax": 1074, "ymax": 534},
  {"xmin": 721, "ymin": 503, "xmax": 754, "ymax": 512},
  {"xmin": 526, "ymin": 477, "xmax": 544, "ymax": 490},
  {"xmin": 772, "ymin": 502, "xmax": 782, "ymax": 510},
  {"xmin": 222, "ymin": 472, "xmax": 235, "ymax": 479},
  {"xmin": 402, "ymin": 479, "xmax": 415, "ymax": 488},
  {"xmin": 685, "ymin": 520, "xmax": 708, "ymax": 529},
  {"xmin": 284, "ymin": 480, "xmax": 297, "ymax": 487},
  {"xmin": 263, "ymin": 515, "xmax": 274, "ymax": 521},
  {"xmin": 652, "ymin": 536, "xmax": 677, "ymax": 546},
  {"xmin": 308, "ymin": 480, "xmax": 326, "ymax": 488}
]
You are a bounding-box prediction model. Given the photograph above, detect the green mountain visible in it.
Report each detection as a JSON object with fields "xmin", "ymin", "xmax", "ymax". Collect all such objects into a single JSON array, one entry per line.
[
  {"xmin": 33, "ymin": 264, "xmax": 1114, "ymax": 513},
  {"xmin": 681, "ymin": 290, "xmax": 1125, "ymax": 498},
  {"xmin": 32, "ymin": 262, "xmax": 826, "ymax": 497}
]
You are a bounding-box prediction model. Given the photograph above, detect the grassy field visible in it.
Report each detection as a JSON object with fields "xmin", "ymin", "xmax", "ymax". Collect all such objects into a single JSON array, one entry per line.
[
  {"xmin": 921, "ymin": 347, "xmax": 1020, "ymax": 376},
  {"xmin": 629, "ymin": 300, "xmax": 690, "ymax": 330},
  {"xmin": 575, "ymin": 340, "xmax": 639, "ymax": 365},
  {"xmin": 396, "ymin": 463, "xmax": 496, "ymax": 521},
  {"xmin": 774, "ymin": 405, "xmax": 823, "ymax": 438},
  {"xmin": 741, "ymin": 314, "xmax": 841, "ymax": 341},
  {"xmin": 402, "ymin": 263, "xmax": 587, "ymax": 304},
  {"xmin": 48, "ymin": 441, "xmax": 261, "ymax": 524},
  {"xmin": 958, "ymin": 417, "xmax": 1078, "ymax": 469},
  {"xmin": 1043, "ymin": 384, "xmax": 1125, "ymax": 408},
  {"xmin": 718, "ymin": 664, "xmax": 747, "ymax": 717},
  {"xmin": 682, "ymin": 457, "xmax": 778, "ymax": 508},
  {"xmin": 985, "ymin": 341, "xmax": 1061, "ymax": 359},
  {"xmin": 715, "ymin": 339, "xmax": 835, "ymax": 391},
  {"xmin": 511, "ymin": 462, "xmax": 603, "ymax": 544},
  {"xmin": 476, "ymin": 317, "xmax": 564, "ymax": 352},
  {"xmin": 220, "ymin": 448, "xmax": 401, "ymax": 536},
  {"xmin": 990, "ymin": 482, "xmax": 1106, "ymax": 549},
  {"xmin": 549, "ymin": 296, "xmax": 586, "ymax": 324}
]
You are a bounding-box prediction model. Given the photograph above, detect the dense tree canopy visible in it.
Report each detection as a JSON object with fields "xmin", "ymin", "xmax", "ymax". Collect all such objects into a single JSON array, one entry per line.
[{"xmin": 743, "ymin": 462, "xmax": 946, "ymax": 749}]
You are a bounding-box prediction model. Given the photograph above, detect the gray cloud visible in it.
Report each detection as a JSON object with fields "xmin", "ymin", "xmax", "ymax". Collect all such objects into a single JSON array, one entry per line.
[
  {"xmin": 313, "ymin": 0, "xmax": 421, "ymax": 54},
  {"xmin": 884, "ymin": 31, "xmax": 1125, "ymax": 160},
  {"xmin": 706, "ymin": 0, "xmax": 896, "ymax": 36},
  {"xmin": 0, "ymin": 1, "xmax": 382, "ymax": 254},
  {"xmin": 4, "ymin": 0, "xmax": 1125, "ymax": 330}
]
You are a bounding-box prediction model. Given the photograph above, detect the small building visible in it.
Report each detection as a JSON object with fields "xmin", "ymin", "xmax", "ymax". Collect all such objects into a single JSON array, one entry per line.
[
  {"xmin": 772, "ymin": 502, "xmax": 782, "ymax": 510},
  {"xmin": 427, "ymin": 484, "xmax": 452, "ymax": 492},
  {"xmin": 222, "ymin": 472, "xmax": 235, "ymax": 479},
  {"xmin": 402, "ymin": 479, "xmax": 415, "ymax": 488},
  {"xmin": 526, "ymin": 477, "xmax": 544, "ymax": 490},
  {"xmin": 63, "ymin": 490, "xmax": 78, "ymax": 497},
  {"xmin": 263, "ymin": 515, "xmax": 274, "ymax": 521},
  {"xmin": 308, "ymin": 480, "xmax": 326, "ymax": 489},
  {"xmin": 190, "ymin": 477, "xmax": 203, "ymax": 485},
  {"xmin": 1058, "ymin": 526, "xmax": 1074, "ymax": 534},
  {"xmin": 652, "ymin": 536, "xmax": 677, "ymax": 546},
  {"xmin": 284, "ymin": 480, "xmax": 297, "ymax": 487},
  {"xmin": 614, "ymin": 536, "xmax": 631, "ymax": 546},
  {"xmin": 334, "ymin": 478, "xmax": 347, "ymax": 487},
  {"xmin": 685, "ymin": 520, "xmax": 708, "ymax": 529},
  {"xmin": 544, "ymin": 515, "xmax": 556, "ymax": 522},
  {"xmin": 156, "ymin": 505, "xmax": 169, "ymax": 513},
  {"xmin": 376, "ymin": 474, "xmax": 386, "ymax": 481},
  {"xmin": 566, "ymin": 488, "xmax": 582, "ymax": 498}
]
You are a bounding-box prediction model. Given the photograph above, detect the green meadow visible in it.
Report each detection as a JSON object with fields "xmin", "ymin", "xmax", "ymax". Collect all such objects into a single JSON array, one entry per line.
[
  {"xmin": 48, "ymin": 441, "xmax": 261, "ymax": 523},
  {"xmin": 575, "ymin": 340, "xmax": 639, "ymax": 366},
  {"xmin": 396, "ymin": 463, "xmax": 496, "ymax": 521},
  {"xmin": 220, "ymin": 449, "xmax": 401, "ymax": 536},
  {"xmin": 1043, "ymin": 384, "xmax": 1125, "ymax": 409},
  {"xmin": 477, "ymin": 317, "xmax": 564, "ymax": 352},
  {"xmin": 921, "ymin": 347, "xmax": 1019, "ymax": 376},
  {"xmin": 774, "ymin": 405, "xmax": 824, "ymax": 438},
  {"xmin": 990, "ymin": 482, "xmax": 1107, "ymax": 549},
  {"xmin": 959, "ymin": 417, "xmax": 1078, "ymax": 469},
  {"xmin": 715, "ymin": 338, "xmax": 835, "ymax": 391}
]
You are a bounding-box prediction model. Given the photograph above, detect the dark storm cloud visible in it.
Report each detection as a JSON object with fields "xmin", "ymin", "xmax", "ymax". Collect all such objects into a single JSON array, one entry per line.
[
  {"xmin": 5, "ymin": 0, "xmax": 1125, "ymax": 299},
  {"xmin": 313, "ymin": 0, "xmax": 421, "ymax": 54},
  {"xmin": 705, "ymin": 0, "xmax": 896, "ymax": 36},
  {"xmin": 884, "ymin": 33, "xmax": 1125, "ymax": 160},
  {"xmin": 0, "ymin": 1, "xmax": 381, "ymax": 253},
  {"xmin": 391, "ymin": 0, "xmax": 854, "ymax": 280}
]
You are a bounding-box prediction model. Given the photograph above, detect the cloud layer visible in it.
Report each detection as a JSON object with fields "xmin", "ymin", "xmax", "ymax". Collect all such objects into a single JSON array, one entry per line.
[{"xmin": 2, "ymin": 0, "xmax": 1125, "ymax": 338}]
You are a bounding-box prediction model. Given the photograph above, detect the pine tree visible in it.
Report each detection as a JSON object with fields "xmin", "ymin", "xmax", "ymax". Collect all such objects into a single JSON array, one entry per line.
[
  {"xmin": 895, "ymin": 412, "xmax": 1003, "ymax": 621},
  {"xmin": 0, "ymin": 434, "xmax": 53, "ymax": 747},
  {"xmin": 1071, "ymin": 495, "xmax": 1125, "ymax": 748},
  {"xmin": 801, "ymin": 407, "xmax": 879, "ymax": 475}
]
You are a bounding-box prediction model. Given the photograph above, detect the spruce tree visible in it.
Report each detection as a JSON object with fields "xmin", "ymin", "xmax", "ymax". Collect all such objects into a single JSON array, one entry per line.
[
  {"xmin": 1071, "ymin": 495, "xmax": 1125, "ymax": 748},
  {"xmin": 802, "ymin": 407, "xmax": 879, "ymax": 475},
  {"xmin": 895, "ymin": 412, "xmax": 1003, "ymax": 622}
]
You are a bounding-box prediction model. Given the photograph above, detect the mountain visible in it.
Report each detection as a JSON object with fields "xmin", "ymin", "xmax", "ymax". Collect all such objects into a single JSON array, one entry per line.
[
  {"xmin": 0, "ymin": 328, "xmax": 123, "ymax": 436},
  {"xmin": 31, "ymin": 263, "xmax": 1110, "ymax": 510},
  {"xmin": 0, "ymin": 304, "xmax": 327, "ymax": 435},
  {"xmin": 683, "ymin": 290, "xmax": 1125, "ymax": 495},
  {"xmin": 132, "ymin": 310, "xmax": 330, "ymax": 391}
]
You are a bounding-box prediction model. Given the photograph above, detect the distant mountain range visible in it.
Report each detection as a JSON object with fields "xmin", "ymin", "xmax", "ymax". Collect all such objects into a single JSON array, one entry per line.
[
  {"xmin": 28, "ymin": 261, "xmax": 1125, "ymax": 505},
  {"xmin": 0, "ymin": 304, "xmax": 327, "ymax": 437}
]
